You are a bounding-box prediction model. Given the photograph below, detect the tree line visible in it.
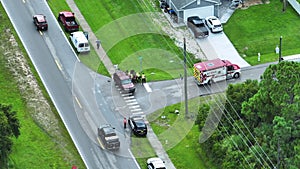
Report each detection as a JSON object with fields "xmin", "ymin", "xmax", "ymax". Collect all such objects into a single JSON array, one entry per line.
[
  {"xmin": 0, "ymin": 104, "xmax": 20, "ymax": 169},
  {"xmin": 196, "ymin": 61, "xmax": 300, "ymax": 169}
]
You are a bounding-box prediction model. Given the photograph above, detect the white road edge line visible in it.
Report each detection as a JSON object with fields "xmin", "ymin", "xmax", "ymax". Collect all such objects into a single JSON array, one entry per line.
[{"xmin": 128, "ymin": 149, "xmax": 141, "ymax": 169}]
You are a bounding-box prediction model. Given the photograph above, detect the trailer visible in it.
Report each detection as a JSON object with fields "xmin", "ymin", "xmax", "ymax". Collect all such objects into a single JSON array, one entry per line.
[{"xmin": 193, "ymin": 58, "xmax": 241, "ymax": 85}]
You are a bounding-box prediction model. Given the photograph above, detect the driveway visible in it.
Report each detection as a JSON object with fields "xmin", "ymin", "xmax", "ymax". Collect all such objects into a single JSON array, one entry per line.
[{"xmin": 197, "ymin": 32, "xmax": 251, "ymax": 68}]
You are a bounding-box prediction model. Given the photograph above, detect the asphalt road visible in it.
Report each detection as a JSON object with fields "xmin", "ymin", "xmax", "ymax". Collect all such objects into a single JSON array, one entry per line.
[
  {"xmin": 1, "ymin": 0, "xmax": 139, "ymax": 168},
  {"xmin": 123, "ymin": 63, "xmax": 272, "ymax": 115},
  {"xmin": 3, "ymin": 0, "xmax": 296, "ymax": 168}
]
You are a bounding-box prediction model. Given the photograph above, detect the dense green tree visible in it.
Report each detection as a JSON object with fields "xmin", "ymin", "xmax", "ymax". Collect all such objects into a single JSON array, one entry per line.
[
  {"xmin": 195, "ymin": 103, "xmax": 210, "ymax": 129},
  {"xmin": 200, "ymin": 61, "xmax": 300, "ymax": 169},
  {"xmin": 241, "ymin": 61, "xmax": 300, "ymax": 168},
  {"xmin": 0, "ymin": 104, "xmax": 20, "ymax": 169}
]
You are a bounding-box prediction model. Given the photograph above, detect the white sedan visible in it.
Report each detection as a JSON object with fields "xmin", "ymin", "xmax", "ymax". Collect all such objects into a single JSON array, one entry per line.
[{"xmin": 205, "ymin": 16, "xmax": 223, "ymax": 33}]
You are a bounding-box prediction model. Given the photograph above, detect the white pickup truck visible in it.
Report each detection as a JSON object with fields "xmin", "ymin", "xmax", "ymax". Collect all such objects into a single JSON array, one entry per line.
[{"xmin": 69, "ymin": 31, "xmax": 90, "ymax": 53}]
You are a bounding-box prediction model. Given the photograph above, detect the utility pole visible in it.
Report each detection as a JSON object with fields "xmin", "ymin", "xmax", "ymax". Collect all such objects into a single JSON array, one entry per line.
[
  {"xmin": 183, "ymin": 38, "xmax": 188, "ymax": 119},
  {"xmin": 279, "ymin": 36, "xmax": 282, "ymax": 62},
  {"xmin": 139, "ymin": 56, "xmax": 143, "ymax": 72},
  {"xmin": 282, "ymin": 0, "xmax": 287, "ymax": 12}
]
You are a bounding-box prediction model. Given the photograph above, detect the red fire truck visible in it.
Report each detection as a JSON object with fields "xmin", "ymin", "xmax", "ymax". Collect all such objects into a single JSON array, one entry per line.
[{"xmin": 193, "ymin": 58, "xmax": 241, "ymax": 85}]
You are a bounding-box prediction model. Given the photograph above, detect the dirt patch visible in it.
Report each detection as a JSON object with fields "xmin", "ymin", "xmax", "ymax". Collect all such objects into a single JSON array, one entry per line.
[
  {"xmin": 148, "ymin": 4, "xmax": 213, "ymax": 61},
  {"xmin": 239, "ymin": 0, "xmax": 265, "ymax": 9},
  {"xmin": 150, "ymin": 10, "xmax": 206, "ymax": 60}
]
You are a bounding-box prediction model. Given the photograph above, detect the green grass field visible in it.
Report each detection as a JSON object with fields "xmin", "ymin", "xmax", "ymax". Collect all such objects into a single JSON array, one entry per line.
[
  {"xmin": 224, "ymin": 0, "xmax": 300, "ymax": 65},
  {"xmin": 147, "ymin": 95, "xmax": 221, "ymax": 169},
  {"xmin": 4, "ymin": 0, "xmax": 300, "ymax": 168},
  {"xmin": 49, "ymin": 0, "xmax": 198, "ymax": 80},
  {"xmin": 0, "ymin": 4, "xmax": 84, "ymax": 169}
]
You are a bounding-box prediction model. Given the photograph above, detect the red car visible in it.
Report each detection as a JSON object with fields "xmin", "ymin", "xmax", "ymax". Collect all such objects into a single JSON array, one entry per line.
[{"xmin": 33, "ymin": 14, "xmax": 48, "ymax": 31}]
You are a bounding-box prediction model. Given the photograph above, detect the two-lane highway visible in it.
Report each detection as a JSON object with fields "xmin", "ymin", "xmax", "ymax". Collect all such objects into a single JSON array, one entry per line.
[{"xmin": 1, "ymin": 0, "xmax": 139, "ymax": 168}]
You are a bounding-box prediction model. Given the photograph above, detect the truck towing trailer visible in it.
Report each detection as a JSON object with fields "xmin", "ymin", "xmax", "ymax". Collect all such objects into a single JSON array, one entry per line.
[{"xmin": 193, "ymin": 58, "xmax": 241, "ymax": 85}]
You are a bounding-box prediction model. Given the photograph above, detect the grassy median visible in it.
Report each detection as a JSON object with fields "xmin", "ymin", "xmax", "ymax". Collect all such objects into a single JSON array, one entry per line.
[{"xmin": 0, "ymin": 4, "xmax": 84, "ymax": 169}]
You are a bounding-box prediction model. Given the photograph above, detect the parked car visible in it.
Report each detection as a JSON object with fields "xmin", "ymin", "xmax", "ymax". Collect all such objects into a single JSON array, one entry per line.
[
  {"xmin": 33, "ymin": 14, "xmax": 48, "ymax": 31},
  {"xmin": 147, "ymin": 157, "xmax": 166, "ymax": 169},
  {"xmin": 205, "ymin": 16, "xmax": 223, "ymax": 33},
  {"xmin": 128, "ymin": 115, "xmax": 147, "ymax": 137},
  {"xmin": 97, "ymin": 124, "xmax": 120, "ymax": 150},
  {"xmin": 69, "ymin": 31, "xmax": 90, "ymax": 53},
  {"xmin": 57, "ymin": 11, "xmax": 80, "ymax": 32},
  {"xmin": 187, "ymin": 16, "xmax": 209, "ymax": 38}
]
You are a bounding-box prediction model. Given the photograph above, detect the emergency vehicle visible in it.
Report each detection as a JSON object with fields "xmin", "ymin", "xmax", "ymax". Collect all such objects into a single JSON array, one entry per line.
[{"xmin": 193, "ymin": 58, "xmax": 241, "ymax": 85}]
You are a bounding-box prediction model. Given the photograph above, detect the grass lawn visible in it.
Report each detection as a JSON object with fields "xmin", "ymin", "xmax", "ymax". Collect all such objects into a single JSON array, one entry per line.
[
  {"xmin": 48, "ymin": 0, "xmax": 198, "ymax": 80},
  {"xmin": 130, "ymin": 136, "xmax": 156, "ymax": 168},
  {"xmin": 0, "ymin": 4, "xmax": 84, "ymax": 168},
  {"xmin": 146, "ymin": 95, "xmax": 223, "ymax": 169},
  {"xmin": 224, "ymin": 0, "xmax": 300, "ymax": 65},
  {"xmin": 48, "ymin": 1, "xmax": 110, "ymax": 76}
]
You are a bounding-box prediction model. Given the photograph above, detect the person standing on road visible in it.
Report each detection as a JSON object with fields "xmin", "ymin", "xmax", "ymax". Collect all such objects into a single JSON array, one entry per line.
[
  {"xmin": 123, "ymin": 117, "xmax": 127, "ymax": 129},
  {"xmin": 136, "ymin": 72, "xmax": 141, "ymax": 83},
  {"xmin": 141, "ymin": 73, "xmax": 146, "ymax": 85}
]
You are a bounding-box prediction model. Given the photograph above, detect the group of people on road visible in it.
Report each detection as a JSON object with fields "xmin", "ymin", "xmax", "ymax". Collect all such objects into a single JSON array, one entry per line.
[{"xmin": 125, "ymin": 70, "xmax": 147, "ymax": 85}]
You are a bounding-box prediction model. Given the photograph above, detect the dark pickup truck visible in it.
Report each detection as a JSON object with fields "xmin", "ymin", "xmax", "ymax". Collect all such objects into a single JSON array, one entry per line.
[
  {"xmin": 97, "ymin": 124, "xmax": 120, "ymax": 150},
  {"xmin": 57, "ymin": 11, "xmax": 80, "ymax": 32},
  {"xmin": 187, "ymin": 16, "xmax": 209, "ymax": 38}
]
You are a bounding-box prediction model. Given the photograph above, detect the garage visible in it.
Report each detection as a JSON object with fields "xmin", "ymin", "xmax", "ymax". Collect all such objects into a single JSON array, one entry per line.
[
  {"xmin": 165, "ymin": 0, "xmax": 219, "ymax": 23},
  {"xmin": 183, "ymin": 6, "xmax": 214, "ymax": 22}
]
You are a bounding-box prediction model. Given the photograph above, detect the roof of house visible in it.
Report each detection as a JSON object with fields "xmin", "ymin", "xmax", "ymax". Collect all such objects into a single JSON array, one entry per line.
[
  {"xmin": 171, "ymin": 0, "xmax": 218, "ymax": 10},
  {"xmin": 171, "ymin": 0, "xmax": 194, "ymax": 9}
]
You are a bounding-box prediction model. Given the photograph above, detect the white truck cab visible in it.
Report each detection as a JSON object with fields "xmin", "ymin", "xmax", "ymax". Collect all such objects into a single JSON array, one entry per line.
[{"xmin": 70, "ymin": 31, "xmax": 90, "ymax": 53}]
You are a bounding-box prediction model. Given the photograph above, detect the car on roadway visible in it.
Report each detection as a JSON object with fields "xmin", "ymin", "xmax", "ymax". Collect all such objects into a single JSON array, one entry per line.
[
  {"xmin": 97, "ymin": 124, "xmax": 120, "ymax": 150},
  {"xmin": 33, "ymin": 14, "xmax": 48, "ymax": 31},
  {"xmin": 113, "ymin": 70, "xmax": 136, "ymax": 94},
  {"xmin": 128, "ymin": 115, "xmax": 147, "ymax": 137},
  {"xmin": 147, "ymin": 157, "xmax": 166, "ymax": 169},
  {"xmin": 205, "ymin": 16, "xmax": 223, "ymax": 33}
]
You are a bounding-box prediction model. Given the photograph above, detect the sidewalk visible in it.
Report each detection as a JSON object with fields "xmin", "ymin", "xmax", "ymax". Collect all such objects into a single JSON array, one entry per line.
[
  {"xmin": 65, "ymin": 1, "xmax": 176, "ymax": 168},
  {"xmin": 65, "ymin": 0, "xmax": 116, "ymax": 76}
]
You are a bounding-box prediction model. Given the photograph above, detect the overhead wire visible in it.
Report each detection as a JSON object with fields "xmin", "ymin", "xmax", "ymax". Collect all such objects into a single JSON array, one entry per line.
[
  {"xmin": 133, "ymin": 1, "xmax": 269, "ymax": 166},
  {"xmin": 119, "ymin": 0, "xmax": 275, "ymax": 168}
]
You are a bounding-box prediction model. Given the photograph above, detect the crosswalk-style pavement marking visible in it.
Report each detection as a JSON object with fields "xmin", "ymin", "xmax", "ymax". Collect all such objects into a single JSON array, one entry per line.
[
  {"xmin": 130, "ymin": 108, "xmax": 142, "ymax": 112},
  {"xmin": 127, "ymin": 102, "xmax": 138, "ymax": 106},
  {"xmin": 124, "ymin": 96, "xmax": 135, "ymax": 100},
  {"xmin": 121, "ymin": 93, "xmax": 132, "ymax": 97},
  {"xmin": 143, "ymin": 83, "xmax": 152, "ymax": 92},
  {"xmin": 125, "ymin": 99, "xmax": 137, "ymax": 102},
  {"xmin": 132, "ymin": 112, "xmax": 144, "ymax": 115},
  {"xmin": 129, "ymin": 105, "xmax": 140, "ymax": 109}
]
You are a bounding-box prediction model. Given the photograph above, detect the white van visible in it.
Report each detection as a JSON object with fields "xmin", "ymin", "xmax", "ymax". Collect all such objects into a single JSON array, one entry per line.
[{"xmin": 70, "ymin": 31, "xmax": 90, "ymax": 53}]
